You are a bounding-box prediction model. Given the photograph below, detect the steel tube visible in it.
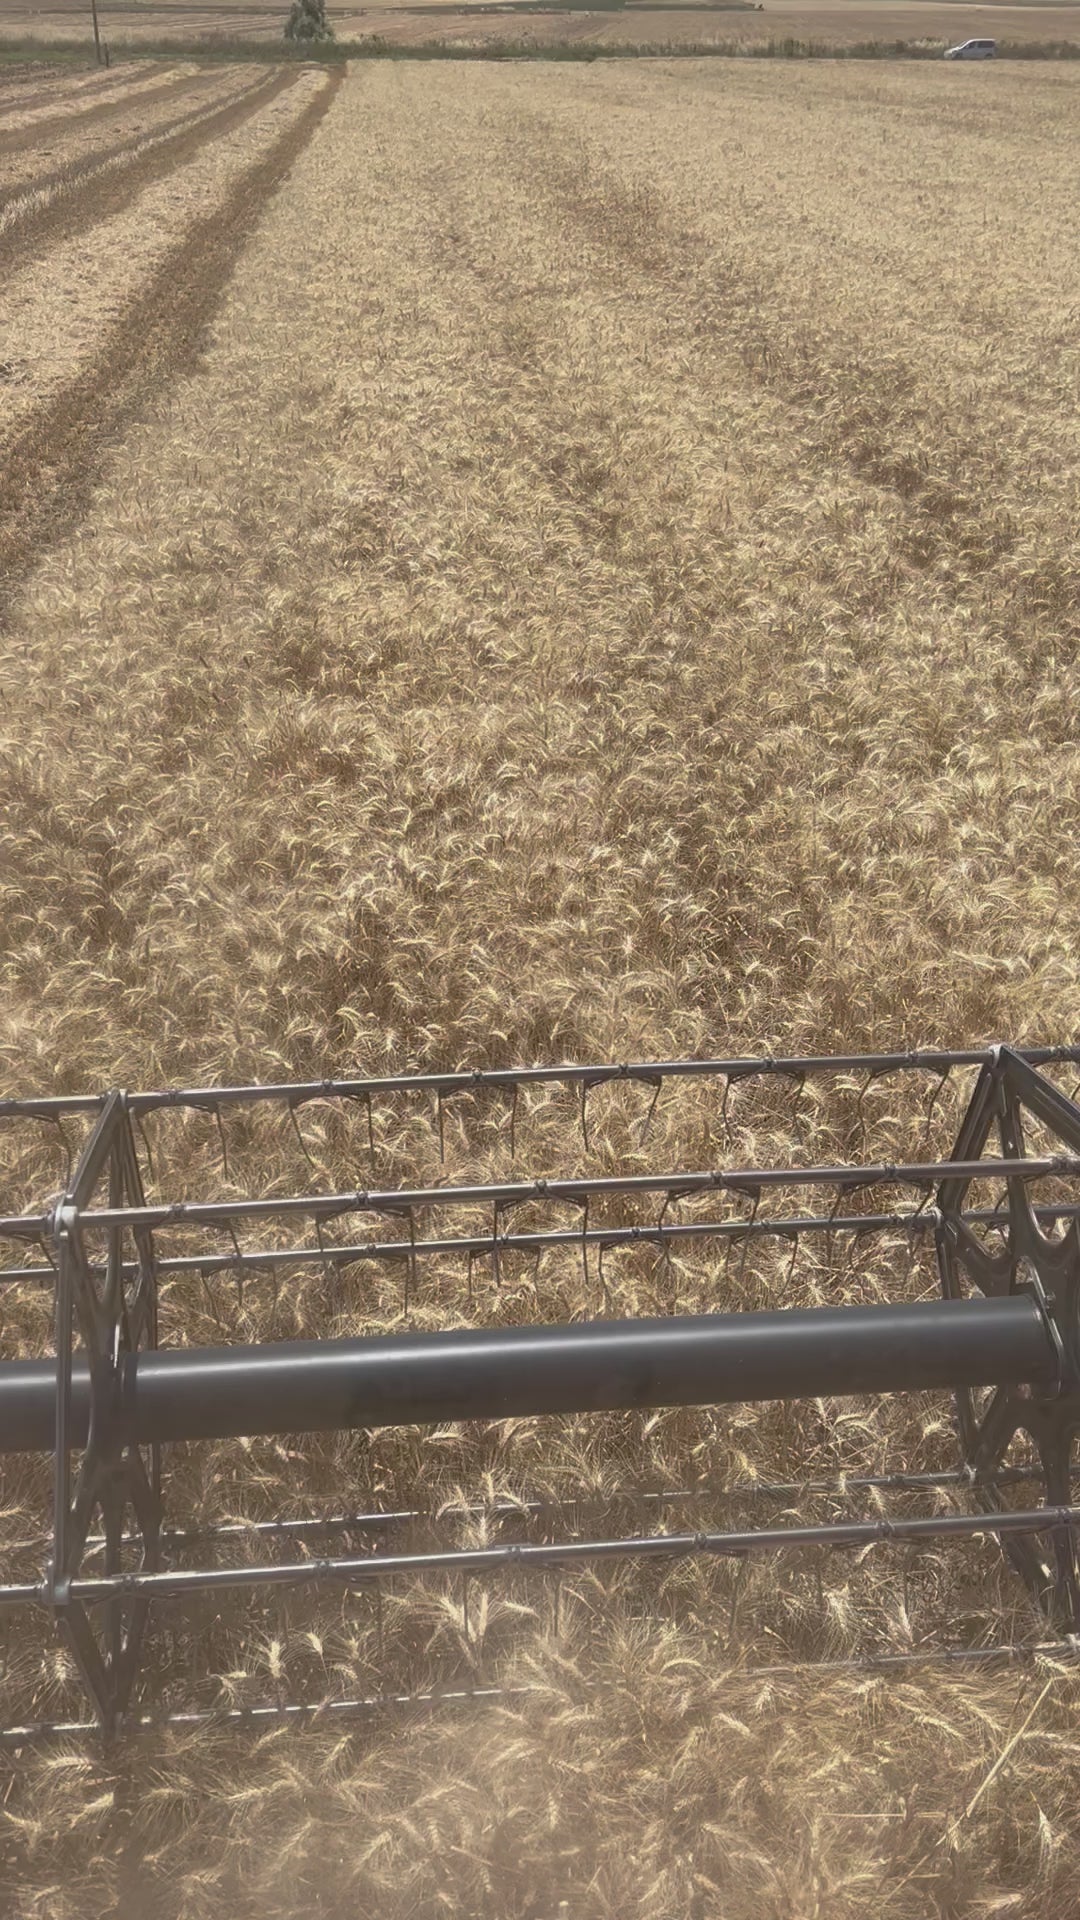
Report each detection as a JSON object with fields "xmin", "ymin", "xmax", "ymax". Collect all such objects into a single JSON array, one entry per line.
[
  {"xmin": 3, "ymin": 1043, "xmax": 1080, "ymax": 1123},
  {"xmin": 2, "ymin": 1500, "xmax": 1078, "ymax": 1612},
  {"xmin": 0, "ymin": 1295, "xmax": 1055, "ymax": 1455},
  {"xmin": 3, "ymin": 1152, "xmax": 1077, "ymax": 1242},
  {"xmin": 49, "ymin": 1502, "xmax": 1080, "ymax": 1601},
  {"xmin": 8, "ymin": 1202, "xmax": 1080, "ymax": 1291}
]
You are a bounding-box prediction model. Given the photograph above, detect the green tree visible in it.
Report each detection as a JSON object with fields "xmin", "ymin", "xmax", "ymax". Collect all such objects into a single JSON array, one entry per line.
[{"xmin": 285, "ymin": 0, "xmax": 334, "ymax": 40}]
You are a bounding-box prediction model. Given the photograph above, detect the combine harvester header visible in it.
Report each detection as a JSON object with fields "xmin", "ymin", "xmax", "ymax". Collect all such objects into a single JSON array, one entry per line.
[{"xmin": 3, "ymin": 1043, "xmax": 1080, "ymax": 1740}]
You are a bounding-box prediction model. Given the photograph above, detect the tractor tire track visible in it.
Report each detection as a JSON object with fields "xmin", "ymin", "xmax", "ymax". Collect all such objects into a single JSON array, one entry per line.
[
  {"xmin": 510, "ymin": 118, "xmax": 1065, "ymax": 618},
  {"xmin": 0, "ymin": 67, "xmax": 343, "ymax": 622},
  {"xmin": 0, "ymin": 65, "xmax": 138, "ymax": 119},
  {"xmin": 0, "ymin": 69, "xmax": 263, "ymax": 214},
  {"xmin": 1, "ymin": 68, "xmax": 296, "ymax": 273},
  {"xmin": 0, "ymin": 67, "xmax": 215, "ymax": 158}
]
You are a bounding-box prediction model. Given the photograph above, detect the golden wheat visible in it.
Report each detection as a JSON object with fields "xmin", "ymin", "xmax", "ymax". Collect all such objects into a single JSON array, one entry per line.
[{"xmin": 1, "ymin": 56, "xmax": 1080, "ymax": 1920}]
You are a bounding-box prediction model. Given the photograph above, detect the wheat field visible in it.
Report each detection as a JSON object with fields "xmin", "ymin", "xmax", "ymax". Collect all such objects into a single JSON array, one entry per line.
[{"xmin": 2, "ymin": 55, "xmax": 1080, "ymax": 1920}]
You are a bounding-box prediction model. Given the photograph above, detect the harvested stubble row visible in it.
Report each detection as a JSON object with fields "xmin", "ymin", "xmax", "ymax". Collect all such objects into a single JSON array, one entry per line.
[
  {"xmin": 0, "ymin": 60, "xmax": 207, "ymax": 143},
  {"xmin": 2, "ymin": 53, "xmax": 1080, "ymax": 1920},
  {"xmin": 0, "ymin": 63, "xmax": 126, "ymax": 115},
  {"xmin": 0, "ymin": 65, "xmax": 268, "ymax": 211},
  {"xmin": 0, "ymin": 69, "xmax": 329, "ymax": 449},
  {"xmin": 0, "ymin": 71, "xmax": 306, "ymax": 282}
]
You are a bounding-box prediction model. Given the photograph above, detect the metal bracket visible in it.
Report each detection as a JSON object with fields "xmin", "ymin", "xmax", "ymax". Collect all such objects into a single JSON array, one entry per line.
[
  {"xmin": 938, "ymin": 1047, "xmax": 1080, "ymax": 1627},
  {"xmin": 46, "ymin": 1093, "xmax": 161, "ymax": 1735}
]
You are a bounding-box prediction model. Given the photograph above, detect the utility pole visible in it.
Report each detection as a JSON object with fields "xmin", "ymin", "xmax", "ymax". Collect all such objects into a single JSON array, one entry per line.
[{"xmin": 90, "ymin": 0, "xmax": 103, "ymax": 63}]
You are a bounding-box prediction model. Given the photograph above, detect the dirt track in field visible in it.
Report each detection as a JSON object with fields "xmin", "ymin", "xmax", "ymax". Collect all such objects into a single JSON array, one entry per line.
[
  {"xmin": 0, "ymin": 65, "xmax": 209, "ymax": 154},
  {"xmin": 0, "ymin": 63, "xmax": 111, "ymax": 110},
  {"xmin": 0, "ymin": 66, "xmax": 342, "ymax": 618},
  {"xmin": 0, "ymin": 67, "xmax": 296, "ymax": 267},
  {"xmin": 0, "ymin": 67, "xmax": 256, "ymax": 202}
]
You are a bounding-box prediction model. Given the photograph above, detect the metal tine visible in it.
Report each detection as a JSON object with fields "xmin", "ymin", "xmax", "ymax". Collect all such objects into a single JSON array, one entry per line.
[
  {"xmin": 721, "ymin": 1061, "xmax": 806, "ymax": 1143},
  {"xmin": 655, "ymin": 1177, "xmax": 704, "ymax": 1233},
  {"xmin": 399, "ymin": 1211, "xmax": 412, "ymax": 1315},
  {"xmin": 315, "ymin": 1216, "xmax": 333, "ymax": 1294},
  {"xmin": 337, "ymin": 1091, "xmax": 378, "ymax": 1180},
  {"xmin": 854, "ymin": 1068, "xmax": 887, "ymax": 1156},
  {"xmin": 489, "ymin": 1184, "xmax": 566, "ymax": 1294},
  {"xmin": 824, "ymin": 1178, "xmax": 850, "ymax": 1270},
  {"xmin": 727, "ymin": 1554, "xmax": 748, "ymax": 1649},
  {"xmin": 509, "ymin": 1083, "xmax": 518, "ymax": 1164},
  {"xmin": 436, "ymin": 1091, "xmax": 445, "ymax": 1166},
  {"xmin": 132, "ymin": 1112, "xmax": 155, "ymax": 1194},
  {"xmin": 208, "ymin": 1103, "xmax": 230, "ymax": 1184},
  {"xmin": 900, "ymin": 1210, "xmax": 927, "ymax": 1286},
  {"xmin": 909, "ymin": 1181, "xmax": 935, "ymax": 1224},
  {"xmin": 783, "ymin": 1229, "xmax": 800, "ymax": 1288},
  {"xmin": 922, "ymin": 1066, "xmax": 954, "ymax": 1152},
  {"xmin": 286, "ymin": 1099, "xmax": 318, "ymax": 1174},
  {"xmin": 597, "ymin": 1236, "xmax": 610, "ymax": 1313},
  {"xmin": 50, "ymin": 1112, "xmax": 74, "ymax": 1192},
  {"xmin": 733, "ymin": 1185, "xmax": 762, "ymax": 1295},
  {"xmin": 735, "ymin": 1231, "xmax": 758, "ymax": 1297},
  {"xmin": 226, "ymin": 1218, "xmax": 244, "ymax": 1317},
  {"xmin": 198, "ymin": 1267, "xmax": 226, "ymax": 1335},
  {"xmin": 638, "ymin": 1076, "xmax": 662, "ymax": 1147},
  {"xmin": 890, "ymin": 1189, "xmax": 934, "ymax": 1290},
  {"xmin": 654, "ymin": 1234, "xmax": 675, "ymax": 1306},
  {"xmin": 580, "ymin": 1082, "xmax": 590, "ymax": 1156},
  {"xmin": 582, "ymin": 1064, "xmax": 666, "ymax": 1157},
  {"xmin": 653, "ymin": 1188, "xmax": 680, "ymax": 1301},
  {"xmin": 771, "ymin": 1071, "xmax": 811, "ymax": 1149}
]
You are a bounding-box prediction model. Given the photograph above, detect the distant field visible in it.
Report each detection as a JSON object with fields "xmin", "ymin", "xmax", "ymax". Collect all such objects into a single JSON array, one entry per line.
[{"xmin": 1, "ymin": 0, "xmax": 1080, "ymax": 49}]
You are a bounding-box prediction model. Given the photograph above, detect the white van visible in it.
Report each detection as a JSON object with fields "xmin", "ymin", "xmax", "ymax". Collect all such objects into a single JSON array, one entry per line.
[{"xmin": 944, "ymin": 37, "xmax": 997, "ymax": 57}]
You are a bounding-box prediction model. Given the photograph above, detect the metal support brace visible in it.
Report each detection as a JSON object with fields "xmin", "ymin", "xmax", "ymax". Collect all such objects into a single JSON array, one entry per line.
[
  {"xmin": 46, "ymin": 1093, "xmax": 161, "ymax": 1734},
  {"xmin": 938, "ymin": 1047, "xmax": 1080, "ymax": 1627}
]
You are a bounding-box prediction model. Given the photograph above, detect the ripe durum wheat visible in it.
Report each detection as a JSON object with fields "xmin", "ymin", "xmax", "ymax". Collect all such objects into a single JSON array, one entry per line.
[{"xmin": 1, "ymin": 56, "xmax": 1080, "ymax": 1920}]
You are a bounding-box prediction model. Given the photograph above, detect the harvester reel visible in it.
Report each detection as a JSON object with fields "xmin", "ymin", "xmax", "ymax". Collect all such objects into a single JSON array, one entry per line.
[{"xmin": 3, "ymin": 1042, "xmax": 1080, "ymax": 1741}]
